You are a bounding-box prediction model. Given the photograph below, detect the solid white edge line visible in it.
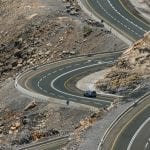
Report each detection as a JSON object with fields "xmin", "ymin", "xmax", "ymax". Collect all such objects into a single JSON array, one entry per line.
[
  {"xmin": 127, "ymin": 117, "xmax": 150, "ymax": 150},
  {"xmin": 50, "ymin": 63, "xmax": 111, "ymax": 104}
]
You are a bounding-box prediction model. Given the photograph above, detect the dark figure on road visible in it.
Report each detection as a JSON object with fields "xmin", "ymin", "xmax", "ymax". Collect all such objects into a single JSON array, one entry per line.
[{"xmin": 66, "ymin": 100, "xmax": 69, "ymax": 105}]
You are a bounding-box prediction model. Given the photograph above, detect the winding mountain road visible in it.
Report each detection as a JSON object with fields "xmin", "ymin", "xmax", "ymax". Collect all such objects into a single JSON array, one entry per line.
[
  {"xmin": 84, "ymin": 0, "xmax": 150, "ymax": 41},
  {"xmin": 17, "ymin": 52, "xmax": 121, "ymax": 108},
  {"xmin": 15, "ymin": 0, "xmax": 150, "ymax": 149},
  {"xmin": 113, "ymin": 105, "xmax": 150, "ymax": 150},
  {"xmin": 100, "ymin": 94, "xmax": 150, "ymax": 150}
]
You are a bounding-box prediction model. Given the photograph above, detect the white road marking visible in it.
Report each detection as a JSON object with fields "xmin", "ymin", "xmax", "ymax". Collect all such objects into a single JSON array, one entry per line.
[
  {"xmin": 127, "ymin": 117, "xmax": 150, "ymax": 150},
  {"xmin": 145, "ymin": 138, "xmax": 150, "ymax": 150},
  {"xmin": 37, "ymin": 61, "xmax": 111, "ymax": 103},
  {"xmin": 43, "ymin": 90, "xmax": 47, "ymax": 93},
  {"xmin": 145, "ymin": 142, "xmax": 148, "ymax": 149},
  {"xmin": 37, "ymin": 81, "xmax": 40, "ymax": 87},
  {"xmin": 43, "ymin": 76, "xmax": 46, "ymax": 79},
  {"xmin": 50, "ymin": 63, "xmax": 111, "ymax": 104},
  {"xmin": 107, "ymin": 0, "xmax": 147, "ymax": 32},
  {"xmin": 39, "ymin": 87, "xmax": 43, "ymax": 90},
  {"xmin": 97, "ymin": 61, "xmax": 103, "ymax": 64},
  {"xmin": 96, "ymin": 0, "xmax": 145, "ymax": 37},
  {"xmin": 47, "ymin": 73, "xmax": 51, "ymax": 76},
  {"xmin": 52, "ymin": 71, "xmax": 57, "ymax": 74}
]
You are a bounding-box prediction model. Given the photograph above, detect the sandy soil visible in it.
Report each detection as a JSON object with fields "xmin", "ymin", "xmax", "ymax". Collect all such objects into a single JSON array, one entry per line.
[{"xmin": 76, "ymin": 68, "xmax": 110, "ymax": 91}]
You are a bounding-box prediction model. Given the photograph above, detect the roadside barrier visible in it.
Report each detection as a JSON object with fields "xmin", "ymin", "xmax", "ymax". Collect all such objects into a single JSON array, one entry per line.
[
  {"xmin": 97, "ymin": 92, "xmax": 150, "ymax": 150},
  {"xmin": 17, "ymin": 135, "xmax": 70, "ymax": 150},
  {"xmin": 15, "ymin": 51, "xmax": 125, "ymax": 111}
]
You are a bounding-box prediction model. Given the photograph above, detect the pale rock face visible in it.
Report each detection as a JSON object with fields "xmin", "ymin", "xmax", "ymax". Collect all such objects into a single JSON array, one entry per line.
[
  {"xmin": 143, "ymin": 31, "xmax": 150, "ymax": 46},
  {"xmin": 96, "ymin": 32, "xmax": 150, "ymax": 95}
]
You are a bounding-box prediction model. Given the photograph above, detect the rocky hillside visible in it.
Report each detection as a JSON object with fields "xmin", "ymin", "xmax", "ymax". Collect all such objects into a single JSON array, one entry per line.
[
  {"xmin": 96, "ymin": 32, "xmax": 150, "ymax": 95},
  {"xmin": 0, "ymin": 1, "xmax": 127, "ymax": 149},
  {"xmin": 0, "ymin": 0, "xmax": 127, "ymax": 85}
]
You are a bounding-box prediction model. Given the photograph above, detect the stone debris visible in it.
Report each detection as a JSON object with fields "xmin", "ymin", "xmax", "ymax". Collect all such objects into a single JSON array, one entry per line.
[
  {"xmin": 64, "ymin": 0, "xmax": 80, "ymax": 16},
  {"xmin": 24, "ymin": 100, "xmax": 37, "ymax": 111},
  {"xmin": 74, "ymin": 110, "xmax": 104, "ymax": 142},
  {"xmin": 85, "ymin": 19, "xmax": 104, "ymax": 27},
  {"xmin": 10, "ymin": 121, "xmax": 21, "ymax": 131}
]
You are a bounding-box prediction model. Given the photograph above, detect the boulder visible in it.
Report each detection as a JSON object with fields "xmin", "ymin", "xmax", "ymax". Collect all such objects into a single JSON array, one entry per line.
[{"xmin": 24, "ymin": 100, "xmax": 37, "ymax": 111}]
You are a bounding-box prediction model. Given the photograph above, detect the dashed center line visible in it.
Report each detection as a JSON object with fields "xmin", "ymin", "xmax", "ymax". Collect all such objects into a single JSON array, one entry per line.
[
  {"xmin": 107, "ymin": 0, "xmax": 147, "ymax": 32},
  {"xmin": 47, "ymin": 73, "xmax": 51, "ymax": 76},
  {"xmin": 37, "ymin": 63, "xmax": 82, "ymax": 94},
  {"xmin": 96, "ymin": 0, "xmax": 145, "ymax": 37},
  {"xmin": 127, "ymin": 117, "xmax": 150, "ymax": 150}
]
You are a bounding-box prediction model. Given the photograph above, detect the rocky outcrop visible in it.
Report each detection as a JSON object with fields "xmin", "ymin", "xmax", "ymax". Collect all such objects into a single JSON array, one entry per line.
[{"xmin": 96, "ymin": 32, "xmax": 150, "ymax": 95}]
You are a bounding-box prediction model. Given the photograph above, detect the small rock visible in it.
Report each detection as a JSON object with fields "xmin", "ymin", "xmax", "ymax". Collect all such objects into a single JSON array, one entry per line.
[
  {"xmin": 17, "ymin": 63, "xmax": 23, "ymax": 68},
  {"xmin": 10, "ymin": 126, "xmax": 16, "ymax": 131},
  {"xmin": 0, "ymin": 122, "xmax": 4, "ymax": 127},
  {"xmin": 9, "ymin": 130, "xmax": 13, "ymax": 134},
  {"xmin": 24, "ymin": 100, "xmax": 37, "ymax": 111},
  {"xmin": 70, "ymin": 10, "xmax": 79, "ymax": 16},
  {"xmin": 70, "ymin": 51, "xmax": 76, "ymax": 55},
  {"xmin": 0, "ymin": 129, "xmax": 2, "ymax": 134},
  {"xmin": 62, "ymin": 50, "xmax": 70, "ymax": 54},
  {"xmin": 46, "ymin": 42, "xmax": 53, "ymax": 47},
  {"xmin": 45, "ymin": 51, "xmax": 50, "ymax": 55},
  {"xmin": 11, "ymin": 60, "xmax": 18, "ymax": 67},
  {"xmin": 15, "ymin": 122, "xmax": 21, "ymax": 128},
  {"xmin": 65, "ymin": 3, "xmax": 71, "ymax": 9},
  {"xmin": 14, "ymin": 49, "xmax": 23, "ymax": 58}
]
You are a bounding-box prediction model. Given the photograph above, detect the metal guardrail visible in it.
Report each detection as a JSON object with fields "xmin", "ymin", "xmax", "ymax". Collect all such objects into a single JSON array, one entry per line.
[
  {"xmin": 15, "ymin": 50, "xmax": 125, "ymax": 111},
  {"xmin": 97, "ymin": 92, "xmax": 150, "ymax": 150},
  {"xmin": 16, "ymin": 49, "xmax": 125, "ymax": 76},
  {"xmin": 17, "ymin": 135, "xmax": 70, "ymax": 150},
  {"xmin": 14, "ymin": 50, "xmax": 133, "ymax": 150}
]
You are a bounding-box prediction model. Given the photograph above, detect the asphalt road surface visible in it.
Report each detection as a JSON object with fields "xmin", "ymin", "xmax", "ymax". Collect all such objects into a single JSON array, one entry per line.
[
  {"xmin": 111, "ymin": 101, "xmax": 150, "ymax": 150},
  {"xmin": 16, "ymin": 1, "xmax": 150, "ymax": 149},
  {"xmin": 127, "ymin": 117, "xmax": 150, "ymax": 150},
  {"xmin": 86, "ymin": 0, "xmax": 150, "ymax": 41},
  {"xmin": 17, "ymin": 52, "xmax": 121, "ymax": 108}
]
